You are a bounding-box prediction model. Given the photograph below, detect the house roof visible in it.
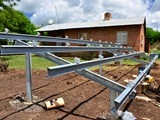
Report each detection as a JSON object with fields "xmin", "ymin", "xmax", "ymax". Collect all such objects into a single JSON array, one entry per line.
[{"xmin": 36, "ymin": 17, "xmax": 145, "ymax": 32}]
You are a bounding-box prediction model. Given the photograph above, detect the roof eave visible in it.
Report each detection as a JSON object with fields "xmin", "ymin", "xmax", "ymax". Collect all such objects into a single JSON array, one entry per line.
[{"xmin": 36, "ymin": 23, "xmax": 144, "ymax": 32}]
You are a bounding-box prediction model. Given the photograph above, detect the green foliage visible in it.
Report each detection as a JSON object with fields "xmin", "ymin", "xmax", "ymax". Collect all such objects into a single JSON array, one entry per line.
[
  {"xmin": 0, "ymin": 0, "xmax": 20, "ymax": 7},
  {"xmin": 146, "ymin": 28, "xmax": 160, "ymax": 45},
  {"xmin": 0, "ymin": 57, "xmax": 9, "ymax": 72},
  {"xmin": 0, "ymin": 0, "xmax": 36, "ymax": 34},
  {"xmin": 0, "ymin": 39, "xmax": 8, "ymax": 45},
  {"xmin": 43, "ymin": 32, "xmax": 48, "ymax": 36}
]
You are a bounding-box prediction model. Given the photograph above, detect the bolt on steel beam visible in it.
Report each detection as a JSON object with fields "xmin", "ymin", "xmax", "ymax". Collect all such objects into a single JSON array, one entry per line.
[
  {"xmin": 47, "ymin": 52, "xmax": 144, "ymax": 78},
  {"xmin": 0, "ymin": 32, "xmax": 121, "ymax": 46},
  {"xmin": 114, "ymin": 55, "xmax": 158, "ymax": 111},
  {"xmin": 0, "ymin": 45, "xmax": 132, "ymax": 55}
]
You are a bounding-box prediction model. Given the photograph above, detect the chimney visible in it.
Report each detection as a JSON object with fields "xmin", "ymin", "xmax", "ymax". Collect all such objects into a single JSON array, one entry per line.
[{"xmin": 104, "ymin": 12, "xmax": 112, "ymax": 21}]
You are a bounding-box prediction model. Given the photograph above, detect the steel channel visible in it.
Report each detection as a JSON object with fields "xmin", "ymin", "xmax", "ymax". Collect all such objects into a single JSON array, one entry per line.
[
  {"xmin": 109, "ymin": 51, "xmax": 149, "ymax": 65},
  {"xmin": 0, "ymin": 46, "xmax": 132, "ymax": 55},
  {"xmin": 47, "ymin": 52, "xmax": 144, "ymax": 78},
  {"xmin": 99, "ymin": 50, "xmax": 103, "ymax": 75},
  {"xmin": 0, "ymin": 32, "xmax": 121, "ymax": 46},
  {"xmin": 114, "ymin": 55, "xmax": 158, "ymax": 110},
  {"xmin": 15, "ymin": 40, "xmax": 136, "ymax": 97},
  {"xmin": 130, "ymin": 58, "xmax": 149, "ymax": 65},
  {"xmin": 25, "ymin": 53, "xmax": 33, "ymax": 103}
]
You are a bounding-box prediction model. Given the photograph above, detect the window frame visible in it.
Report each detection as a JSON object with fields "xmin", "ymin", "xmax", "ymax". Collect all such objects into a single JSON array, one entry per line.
[
  {"xmin": 78, "ymin": 33, "xmax": 87, "ymax": 40},
  {"xmin": 117, "ymin": 31, "xmax": 128, "ymax": 44}
]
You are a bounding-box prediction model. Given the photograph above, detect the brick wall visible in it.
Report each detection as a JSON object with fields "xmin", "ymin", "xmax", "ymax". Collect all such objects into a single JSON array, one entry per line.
[{"xmin": 47, "ymin": 24, "xmax": 145, "ymax": 52}]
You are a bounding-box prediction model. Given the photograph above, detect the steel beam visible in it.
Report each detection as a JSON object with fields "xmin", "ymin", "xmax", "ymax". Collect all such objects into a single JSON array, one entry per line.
[
  {"xmin": 25, "ymin": 53, "xmax": 33, "ymax": 103},
  {"xmin": 78, "ymin": 69, "xmax": 129, "ymax": 93},
  {"xmin": 36, "ymin": 53, "xmax": 137, "ymax": 95},
  {"xmin": 109, "ymin": 51, "xmax": 149, "ymax": 65},
  {"xmin": 15, "ymin": 40, "xmax": 136, "ymax": 97},
  {"xmin": 47, "ymin": 52, "xmax": 144, "ymax": 78},
  {"xmin": 114, "ymin": 55, "xmax": 158, "ymax": 110},
  {"xmin": 38, "ymin": 53, "xmax": 129, "ymax": 93},
  {"xmin": 130, "ymin": 58, "xmax": 149, "ymax": 65},
  {"xmin": 0, "ymin": 32, "xmax": 121, "ymax": 46},
  {"xmin": 110, "ymin": 90, "xmax": 119, "ymax": 120},
  {"xmin": 110, "ymin": 89, "xmax": 118, "ymax": 111},
  {"xmin": 99, "ymin": 51, "xmax": 103, "ymax": 75},
  {"xmin": 0, "ymin": 45, "xmax": 132, "ymax": 55}
]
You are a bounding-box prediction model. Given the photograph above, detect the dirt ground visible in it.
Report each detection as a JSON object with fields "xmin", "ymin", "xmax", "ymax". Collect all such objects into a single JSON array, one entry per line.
[{"xmin": 0, "ymin": 63, "xmax": 160, "ymax": 120}]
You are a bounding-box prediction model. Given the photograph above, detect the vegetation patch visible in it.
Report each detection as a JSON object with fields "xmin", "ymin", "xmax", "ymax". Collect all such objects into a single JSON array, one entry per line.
[{"xmin": 0, "ymin": 58, "xmax": 9, "ymax": 72}]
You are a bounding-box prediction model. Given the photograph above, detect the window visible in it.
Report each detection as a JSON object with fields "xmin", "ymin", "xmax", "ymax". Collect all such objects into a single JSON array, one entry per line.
[
  {"xmin": 117, "ymin": 31, "xmax": 128, "ymax": 44},
  {"xmin": 78, "ymin": 33, "xmax": 87, "ymax": 40}
]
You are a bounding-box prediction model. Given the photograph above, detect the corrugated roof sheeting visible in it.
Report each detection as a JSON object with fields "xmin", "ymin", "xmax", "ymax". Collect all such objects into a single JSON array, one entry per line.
[{"xmin": 36, "ymin": 17, "xmax": 145, "ymax": 32}]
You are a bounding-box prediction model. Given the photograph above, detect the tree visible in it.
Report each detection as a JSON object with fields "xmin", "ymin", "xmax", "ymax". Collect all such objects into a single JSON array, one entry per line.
[
  {"xmin": 0, "ymin": 0, "xmax": 20, "ymax": 7},
  {"xmin": 146, "ymin": 28, "xmax": 160, "ymax": 45},
  {"xmin": 0, "ymin": 0, "xmax": 36, "ymax": 34},
  {"xmin": 0, "ymin": 0, "xmax": 36, "ymax": 45}
]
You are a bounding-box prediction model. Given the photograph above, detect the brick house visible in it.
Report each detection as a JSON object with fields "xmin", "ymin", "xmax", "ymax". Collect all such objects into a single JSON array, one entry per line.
[{"xmin": 37, "ymin": 13, "xmax": 146, "ymax": 52}]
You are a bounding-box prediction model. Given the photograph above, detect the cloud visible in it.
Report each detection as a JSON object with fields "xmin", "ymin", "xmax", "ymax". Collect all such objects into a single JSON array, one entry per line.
[
  {"xmin": 14, "ymin": 0, "xmax": 44, "ymax": 13},
  {"xmin": 146, "ymin": 0, "xmax": 160, "ymax": 31},
  {"xmin": 14, "ymin": 0, "xmax": 160, "ymax": 31},
  {"xmin": 147, "ymin": 11, "xmax": 160, "ymax": 31},
  {"xmin": 151, "ymin": 0, "xmax": 160, "ymax": 12},
  {"xmin": 103, "ymin": 0, "xmax": 149, "ymax": 18}
]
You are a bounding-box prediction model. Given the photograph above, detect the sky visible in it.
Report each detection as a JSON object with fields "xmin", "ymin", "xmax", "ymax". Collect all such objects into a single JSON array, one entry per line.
[{"xmin": 14, "ymin": 0, "xmax": 160, "ymax": 31}]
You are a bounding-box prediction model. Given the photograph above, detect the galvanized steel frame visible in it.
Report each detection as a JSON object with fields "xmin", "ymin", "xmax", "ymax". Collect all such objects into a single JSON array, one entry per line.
[
  {"xmin": 0, "ymin": 32, "xmax": 157, "ymax": 119},
  {"xmin": 0, "ymin": 32, "xmax": 122, "ymax": 46},
  {"xmin": 14, "ymin": 40, "xmax": 133, "ymax": 94},
  {"xmin": 114, "ymin": 55, "xmax": 157, "ymax": 110},
  {"xmin": 47, "ymin": 52, "xmax": 144, "ymax": 78},
  {"xmin": 0, "ymin": 45, "xmax": 132, "ymax": 55}
]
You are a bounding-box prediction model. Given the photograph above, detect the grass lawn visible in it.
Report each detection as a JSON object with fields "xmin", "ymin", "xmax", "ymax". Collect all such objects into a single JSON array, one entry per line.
[
  {"xmin": 0, "ymin": 54, "xmax": 86, "ymax": 70},
  {"xmin": 150, "ymin": 49, "xmax": 160, "ymax": 53},
  {"xmin": 0, "ymin": 54, "xmax": 159, "ymax": 70},
  {"xmin": 0, "ymin": 55, "xmax": 57, "ymax": 70}
]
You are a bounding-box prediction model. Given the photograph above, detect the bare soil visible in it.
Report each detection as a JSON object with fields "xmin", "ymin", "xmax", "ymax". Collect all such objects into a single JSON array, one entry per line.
[{"xmin": 0, "ymin": 64, "xmax": 160, "ymax": 120}]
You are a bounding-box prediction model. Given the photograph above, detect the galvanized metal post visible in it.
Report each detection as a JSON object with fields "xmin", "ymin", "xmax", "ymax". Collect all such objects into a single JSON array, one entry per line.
[
  {"xmin": 119, "ymin": 50, "xmax": 122, "ymax": 66},
  {"xmin": 99, "ymin": 51, "xmax": 103, "ymax": 75},
  {"xmin": 109, "ymin": 89, "xmax": 118, "ymax": 111},
  {"xmin": 25, "ymin": 53, "xmax": 33, "ymax": 103},
  {"xmin": 109, "ymin": 89, "xmax": 119, "ymax": 120}
]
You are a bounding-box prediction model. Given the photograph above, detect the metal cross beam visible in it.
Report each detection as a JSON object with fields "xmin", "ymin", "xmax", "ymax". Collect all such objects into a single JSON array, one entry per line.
[
  {"xmin": 130, "ymin": 58, "xmax": 149, "ymax": 65},
  {"xmin": 0, "ymin": 45, "xmax": 132, "ymax": 55},
  {"xmin": 109, "ymin": 51, "xmax": 149, "ymax": 65},
  {"xmin": 39, "ymin": 53, "xmax": 136, "ymax": 95},
  {"xmin": 47, "ymin": 52, "xmax": 144, "ymax": 78},
  {"xmin": 15, "ymin": 40, "xmax": 136, "ymax": 101},
  {"xmin": 114, "ymin": 55, "xmax": 158, "ymax": 110},
  {"xmin": 0, "ymin": 32, "xmax": 121, "ymax": 46},
  {"xmin": 77, "ymin": 69, "xmax": 131, "ymax": 93}
]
